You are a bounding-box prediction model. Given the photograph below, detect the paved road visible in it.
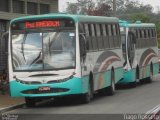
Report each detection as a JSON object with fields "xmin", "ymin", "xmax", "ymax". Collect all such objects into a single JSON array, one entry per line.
[{"xmin": 3, "ymin": 75, "xmax": 160, "ymax": 119}]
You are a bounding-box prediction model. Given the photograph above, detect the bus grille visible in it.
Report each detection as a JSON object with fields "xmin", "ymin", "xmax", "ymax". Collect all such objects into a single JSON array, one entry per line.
[
  {"xmin": 21, "ymin": 88, "xmax": 69, "ymax": 94},
  {"xmin": 16, "ymin": 75, "xmax": 73, "ymax": 85}
]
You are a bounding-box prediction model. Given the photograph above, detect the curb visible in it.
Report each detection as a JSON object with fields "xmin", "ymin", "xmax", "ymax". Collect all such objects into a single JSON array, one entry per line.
[
  {"xmin": 146, "ymin": 104, "xmax": 160, "ymax": 120},
  {"xmin": 0, "ymin": 103, "xmax": 25, "ymax": 114}
]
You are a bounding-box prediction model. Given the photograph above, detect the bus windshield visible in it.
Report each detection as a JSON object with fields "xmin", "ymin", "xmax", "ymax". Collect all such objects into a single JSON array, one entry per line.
[{"xmin": 12, "ymin": 30, "xmax": 76, "ymax": 71}]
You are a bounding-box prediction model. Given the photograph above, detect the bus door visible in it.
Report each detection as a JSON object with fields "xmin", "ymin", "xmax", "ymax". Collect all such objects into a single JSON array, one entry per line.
[
  {"xmin": 127, "ymin": 31, "xmax": 136, "ymax": 68},
  {"xmin": 120, "ymin": 27, "xmax": 127, "ymax": 66},
  {"xmin": 79, "ymin": 34, "xmax": 87, "ymax": 69}
]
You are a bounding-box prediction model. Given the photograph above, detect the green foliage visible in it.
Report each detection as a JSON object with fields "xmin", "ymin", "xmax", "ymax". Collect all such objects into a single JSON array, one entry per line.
[
  {"xmin": 65, "ymin": 0, "xmax": 160, "ymax": 48},
  {"xmin": 156, "ymin": 22, "xmax": 160, "ymax": 48},
  {"xmin": 66, "ymin": 0, "xmax": 96, "ymax": 15},
  {"xmin": 66, "ymin": 3, "xmax": 79, "ymax": 14},
  {"xmin": 129, "ymin": 13, "xmax": 150, "ymax": 23},
  {"xmin": 66, "ymin": 0, "xmax": 112, "ymax": 16}
]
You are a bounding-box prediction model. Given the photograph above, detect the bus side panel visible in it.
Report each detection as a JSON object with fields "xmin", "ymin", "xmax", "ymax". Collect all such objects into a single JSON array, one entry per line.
[
  {"xmin": 82, "ymin": 49, "xmax": 124, "ymax": 92},
  {"xmin": 139, "ymin": 63, "xmax": 159, "ymax": 79},
  {"xmin": 153, "ymin": 63, "xmax": 159, "ymax": 75},
  {"xmin": 121, "ymin": 46, "xmax": 159, "ymax": 83},
  {"xmin": 120, "ymin": 63, "xmax": 159, "ymax": 84},
  {"xmin": 93, "ymin": 70, "xmax": 111, "ymax": 90},
  {"xmin": 114, "ymin": 67, "xmax": 124, "ymax": 83},
  {"xmin": 118, "ymin": 69, "xmax": 136, "ymax": 83},
  {"xmin": 139, "ymin": 65, "xmax": 150, "ymax": 79},
  {"xmin": 93, "ymin": 67, "xmax": 123, "ymax": 90}
]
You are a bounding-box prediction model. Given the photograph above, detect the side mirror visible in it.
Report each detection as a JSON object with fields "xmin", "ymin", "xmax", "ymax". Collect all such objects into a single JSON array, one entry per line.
[
  {"xmin": 79, "ymin": 34, "xmax": 86, "ymax": 57},
  {"xmin": 1, "ymin": 31, "xmax": 9, "ymax": 54}
]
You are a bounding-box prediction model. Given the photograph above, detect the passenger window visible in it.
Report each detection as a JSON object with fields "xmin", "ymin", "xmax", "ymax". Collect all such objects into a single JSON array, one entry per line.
[
  {"xmin": 84, "ymin": 24, "xmax": 89, "ymax": 36},
  {"xmin": 95, "ymin": 24, "xmax": 101, "ymax": 37},
  {"xmin": 107, "ymin": 24, "xmax": 113, "ymax": 48},
  {"xmin": 95, "ymin": 24, "xmax": 104, "ymax": 50},
  {"xmin": 112, "ymin": 24, "xmax": 117, "ymax": 36},
  {"xmin": 103, "ymin": 24, "xmax": 110, "ymax": 49},
  {"xmin": 108, "ymin": 24, "xmax": 112, "ymax": 36},
  {"xmin": 91, "ymin": 24, "xmax": 98, "ymax": 50},
  {"xmin": 84, "ymin": 24, "xmax": 93, "ymax": 51}
]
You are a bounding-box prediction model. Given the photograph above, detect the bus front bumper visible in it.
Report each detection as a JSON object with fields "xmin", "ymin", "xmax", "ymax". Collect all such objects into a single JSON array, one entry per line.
[{"xmin": 10, "ymin": 77, "xmax": 85, "ymax": 97}]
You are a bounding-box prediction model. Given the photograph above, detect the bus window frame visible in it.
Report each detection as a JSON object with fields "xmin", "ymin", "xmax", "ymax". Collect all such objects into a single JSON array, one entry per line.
[
  {"xmin": 95, "ymin": 24, "xmax": 104, "ymax": 50},
  {"xmin": 78, "ymin": 22, "xmax": 121, "ymax": 52},
  {"xmin": 91, "ymin": 24, "xmax": 98, "ymax": 51},
  {"xmin": 102, "ymin": 24, "xmax": 110, "ymax": 49},
  {"xmin": 85, "ymin": 23, "xmax": 93, "ymax": 51}
]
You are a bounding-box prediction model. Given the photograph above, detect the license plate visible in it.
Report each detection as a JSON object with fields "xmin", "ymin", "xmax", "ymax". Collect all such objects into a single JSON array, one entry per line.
[{"xmin": 39, "ymin": 86, "xmax": 51, "ymax": 91}]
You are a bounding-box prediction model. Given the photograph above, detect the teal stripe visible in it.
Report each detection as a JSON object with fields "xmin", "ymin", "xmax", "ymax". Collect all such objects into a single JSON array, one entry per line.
[{"xmin": 119, "ymin": 69, "xmax": 136, "ymax": 83}]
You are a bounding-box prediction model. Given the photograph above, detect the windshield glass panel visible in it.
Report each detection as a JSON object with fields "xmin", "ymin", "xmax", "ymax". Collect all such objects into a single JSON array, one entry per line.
[{"xmin": 12, "ymin": 31, "xmax": 76, "ymax": 71}]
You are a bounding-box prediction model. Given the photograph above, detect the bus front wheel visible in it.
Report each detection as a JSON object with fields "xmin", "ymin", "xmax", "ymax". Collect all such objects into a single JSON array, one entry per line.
[
  {"xmin": 25, "ymin": 97, "xmax": 36, "ymax": 107},
  {"xmin": 81, "ymin": 79, "xmax": 93, "ymax": 104}
]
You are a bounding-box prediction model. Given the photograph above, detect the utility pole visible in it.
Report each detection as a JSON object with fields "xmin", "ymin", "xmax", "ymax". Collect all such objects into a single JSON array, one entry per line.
[{"xmin": 113, "ymin": 0, "xmax": 116, "ymax": 16}]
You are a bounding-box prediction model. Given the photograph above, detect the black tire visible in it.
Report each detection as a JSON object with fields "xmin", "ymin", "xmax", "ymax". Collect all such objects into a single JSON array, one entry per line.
[
  {"xmin": 81, "ymin": 80, "xmax": 93, "ymax": 104},
  {"xmin": 98, "ymin": 87, "xmax": 108, "ymax": 96},
  {"xmin": 106, "ymin": 71, "xmax": 115, "ymax": 96},
  {"xmin": 25, "ymin": 97, "xmax": 36, "ymax": 107},
  {"xmin": 146, "ymin": 66, "xmax": 153, "ymax": 83},
  {"xmin": 129, "ymin": 81, "xmax": 137, "ymax": 88}
]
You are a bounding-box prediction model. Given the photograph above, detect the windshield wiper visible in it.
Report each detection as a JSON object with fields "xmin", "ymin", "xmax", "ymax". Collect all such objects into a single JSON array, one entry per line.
[
  {"xmin": 21, "ymin": 35, "xmax": 26, "ymax": 62},
  {"xmin": 49, "ymin": 37, "xmax": 51, "ymax": 56},
  {"xmin": 30, "ymin": 51, "xmax": 42, "ymax": 65}
]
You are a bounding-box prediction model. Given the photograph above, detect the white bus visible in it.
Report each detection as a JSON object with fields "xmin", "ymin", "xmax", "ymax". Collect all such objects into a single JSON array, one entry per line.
[
  {"xmin": 119, "ymin": 20, "xmax": 159, "ymax": 87},
  {"xmin": 9, "ymin": 14, "xmax": 124, "ymax": 107}
]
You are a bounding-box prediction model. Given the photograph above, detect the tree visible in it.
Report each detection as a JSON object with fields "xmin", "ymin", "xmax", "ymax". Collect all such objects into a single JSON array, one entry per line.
[
  {"xmin": 66, "ymin": 0, "xmax": 95, "ymax": 15},
  {"xmin": 102, "ymin": 0, "xmax": 153, "ymax": 17},
  {"xmin": 102, "ymin": 0, "xmax": 125, "ymax": 15},
  {"xmin": 113, "ymin": 0, "xmax": 153, "ymax": 20},
  {"xmin": 87, "ymin": 3, "xmax": 112, "ymax": 16},
  {"xmin": 65, "ymin": 0, "xmax": 160, "ymax": 48},
  {"xmin": 66, "ymin": 2, "xmax": 79, "ymax": 14},
  {"xmin": 66, "ymin": 0, "xmax": 112, "ymax": 16}
]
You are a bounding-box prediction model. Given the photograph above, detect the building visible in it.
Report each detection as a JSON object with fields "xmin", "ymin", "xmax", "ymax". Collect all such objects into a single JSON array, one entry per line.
[{"xmin": 0, "ymin": 0, "xmax": 58, "ymax": 73}]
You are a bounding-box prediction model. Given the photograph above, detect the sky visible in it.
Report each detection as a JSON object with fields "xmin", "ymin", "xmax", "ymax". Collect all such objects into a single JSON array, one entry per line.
[{"xmin": 58, "ymin": 0, "xmax": 160, "ymax": 13}]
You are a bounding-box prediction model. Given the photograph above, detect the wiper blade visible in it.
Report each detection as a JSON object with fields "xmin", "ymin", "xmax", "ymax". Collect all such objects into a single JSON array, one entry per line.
[
  {"xmin": 21, "ymin": 35, "xmax": 26, "ymax": 62},
  {"xmin": 30, "ymin": 51, "xmax": 42, "ymax": 65},
  {"xmin": 49, "ymin": 37, "xmax": 51, "ymax": 56}
]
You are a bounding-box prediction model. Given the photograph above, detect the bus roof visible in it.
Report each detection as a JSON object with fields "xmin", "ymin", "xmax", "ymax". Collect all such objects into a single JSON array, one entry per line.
[
  {"xmin": 119, "ymin": 20, "xmax": 155, "ymax": 28},
  {"xmin": 11, "ymin": 13, "xmax": 119, "ymax": 24}
]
